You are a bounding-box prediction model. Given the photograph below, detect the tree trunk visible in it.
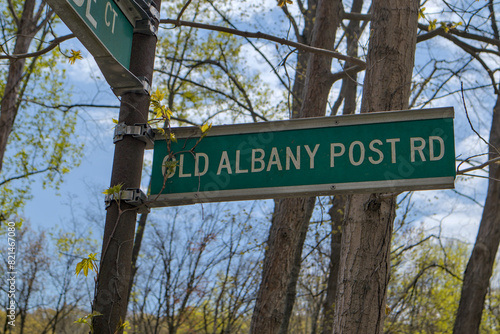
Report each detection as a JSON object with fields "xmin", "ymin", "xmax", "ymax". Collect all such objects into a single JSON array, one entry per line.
[
  {"xmin": 321, "ymin": 2, "xmax": 364, "ymax": 332},
  {"xmin": 0, "ymin": 0, "xmax": 39, "ymax": 175},
  {"xmin": 250, "ymin": 1, "xmax": 342, "ymax": 333},
  {"xmin": 321, "ymin": 195, "xmax": 345, "ymax": 334},
  {"xmin": 452, "ymin": 94, "xmax": 500, "ymax": 334},
  {"xmin": 330, "ymin": 0, "xmax": 364, "ymax": 117},
  {"xmin": 333, "ymin": 1, "xmax": 419, "ymax": 333},
  {"xmin": 126, "ymin": 210, "xmax": 149, "ymax": 307}
]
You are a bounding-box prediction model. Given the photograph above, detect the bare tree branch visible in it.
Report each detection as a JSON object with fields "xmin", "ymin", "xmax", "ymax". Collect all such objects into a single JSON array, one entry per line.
[
  {"xmin": 0, "ymin": 166, "xmax": 59, "ymax": 186},
  {"xmin": 0, "ymin": 33, "xmax": 74, "ymax": 59},
  {"xmin": 25, "ymin": 99, "xmax": 200, "ymax": 125},
  {"xmin": 281, "ymin": 5, "xmax": 303, "ymax": 44},
  {"xmin": 461, "ymin": 82, "xmax": 500, "ymax": 155},
  {"xmin": 159, "ymin": 19, "xmax": 366, "ymax": 67},
  {"xmin": 328, "ymin": 64, "xmax": 366, "ymax": 86},
  {"xmin": 205, "ymin": 0, "xmax": 292, "ymax": 94},
  {"xmin": 341, "ymin": 11, "xmax": 371, "ymax": 21},
  {"xmin": 155, "ymin": 66, "xmax": 269, "ymax": 122},
  {"xmin": 7, "ymin": 0, "xmax": 20, "ymax": 28},
  {"xmin": 488, "ymin": 0, "xmax": 499, "ymax": 42},
  {"xmin": 457, "ymin": 157, "xmax": 500, "ymax": 175},
  {"xmin": 35, "ymin": 8, "xmax": 55, "ymax": 34},
  {"xmin": 175, "ymin": 0, "xmax": 193, "ymax": 23},
  {"xmin": 295, "ymin": 0, "xmax": 306, "ymax": 15}
]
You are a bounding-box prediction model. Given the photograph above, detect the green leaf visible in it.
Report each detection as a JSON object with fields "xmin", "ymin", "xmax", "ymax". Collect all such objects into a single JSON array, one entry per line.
[
  {"xmin": 418, "ymin": 7, "xmax": 426, "ymax": 19},
  {"xmin": 200, "ymin": 123, "xmax": 212, "ymax": 134},
  {"xmin": 68, "ymin": 49, "xmax": 83, "ymax": 64},
  {"xmin": 428, "ymin": 19, "xmax": 437, "ymax": 31},
  {"xmin": 151, "ymin": 88, "xmax": 165, "ymax": 103},
  {"xmin": 277, "ymin": 0, "xmax": 292, "ymax": 7},
  {"xmin": 75, "ymin": 253, "xmax": 98, "ymax": 277},
  {"xmin": 103, "ymin": 183, "xmax": 124, "ymax": 195}
]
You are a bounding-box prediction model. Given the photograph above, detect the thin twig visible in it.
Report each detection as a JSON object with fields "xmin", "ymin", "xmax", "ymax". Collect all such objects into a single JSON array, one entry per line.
[
  {"xmin": 460, "ymin": 173, "xmax": 500, "ymax": 182},
  {"xmin": 461, "ymin": 82, "xmax": 500, "ymax": 155},
  {"xmin": 457, "ymin": 156, "xmax": 500, "ymax": 175}
]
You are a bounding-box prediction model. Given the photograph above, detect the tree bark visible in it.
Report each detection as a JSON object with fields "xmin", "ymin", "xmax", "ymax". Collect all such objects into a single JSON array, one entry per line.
[
  {"xmin": 333, "ymin": 1, "xmax": 419, "ymax": 333},
  {"xmin": 126, "ymin": 210, "xmax": 149, "ymax": 307},
  {"xmin": 276, "ymin": 3, "xmax": 316, "ymax": 326},
  {"xmin": 250, "ymin": 1, "xmax": 341, "ymax": 333},
  {"xmin": 330, "ymin": 0, "xmax": 364, "ymax": 117},
  {"xmin": 321, "ymin": 4, "xmax": 364, "ymax": 331},
  {"xmin": 321, "ymin": 1, "xmax": 364, "ymax": 329},
  {"xmin": 321, "ymin": 195, "xmax": 345, "ymax": 334},
  {"xmin": 453, "ymin": 94, "xmax": 500, "ymax": 334}
]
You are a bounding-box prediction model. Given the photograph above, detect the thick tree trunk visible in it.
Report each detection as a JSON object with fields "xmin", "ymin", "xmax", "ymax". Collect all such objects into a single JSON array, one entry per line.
[
  {"xmin": 250, "ymin": 197, "xmax": 316, "ymax": 334},
  {"xmin": 333, "ymin": 1, "xmax": 419, "ymax": 333},
  {"xmin": 453, "ymin": 95, "xmax": 500, "ymax": 334},
  {"xmin": 321, "ymin": 1, "xmax": 363, "ymax": 329},
  {"xmin": 0, "ymin": 0, "xmax": 39, "ymax": 175},
  {"xmin": 249, "ymin": 1, "xmax": 341, "ymax": 333}
]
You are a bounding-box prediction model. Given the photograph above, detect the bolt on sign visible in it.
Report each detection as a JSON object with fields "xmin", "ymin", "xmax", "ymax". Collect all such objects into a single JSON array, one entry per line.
[
  {"xmin": 148, "ymin": 108, "xmax": 456, "ymax": 207},
  {"xmin": 46, "ymin": 0, "xmax": 143, "ymax": 92}
]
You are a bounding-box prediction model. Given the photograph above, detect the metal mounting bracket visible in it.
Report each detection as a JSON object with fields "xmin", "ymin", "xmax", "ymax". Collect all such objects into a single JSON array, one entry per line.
[
  {"xmin": 105, "ymin": 188, "xmax": 149, "ymax": 213},
  {"xmin": 134, "ymin": 18, "xmax": 158, "ymax": 36},
  {"xmin": 114, "ymin": 0, "xmax": 160, "ymax": 26},
  {"xmin": 112, "ymin": 76, "xmax": 151, "ymax": 96},
  {"xmin": 113, "ymin": 123, "xmax": 154, "ymax": 149}
]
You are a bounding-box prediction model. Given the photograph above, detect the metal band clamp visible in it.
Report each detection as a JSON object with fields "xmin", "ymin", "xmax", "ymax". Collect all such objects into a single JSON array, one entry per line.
[
  {"xmin": 113, "ymin": 122, "xmax": 154, "ymax": 149},
  {"xmin": 104, "ymin": 188, "xmax": 149, "ymax": 213},
  {"xmin": 134, "ymin": 18, "xmax": 158, "ymax": 36}
]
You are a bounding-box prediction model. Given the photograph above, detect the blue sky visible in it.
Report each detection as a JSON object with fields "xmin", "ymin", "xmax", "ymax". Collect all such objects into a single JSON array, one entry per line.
[{"xmin": 17, "ymin": 0, "xmax": 496, "ymax": 251}]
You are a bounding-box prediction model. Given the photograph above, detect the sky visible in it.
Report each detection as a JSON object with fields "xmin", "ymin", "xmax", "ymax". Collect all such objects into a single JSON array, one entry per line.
[{"xmin": 17, "ymin": 0, "xmax": 497, "ymax": 252}]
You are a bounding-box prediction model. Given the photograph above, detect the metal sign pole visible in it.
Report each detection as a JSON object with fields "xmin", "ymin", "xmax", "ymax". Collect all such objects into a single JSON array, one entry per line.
[{"xmin": 91, "ymin": 0, "xmax": 160, "ymax": 332}]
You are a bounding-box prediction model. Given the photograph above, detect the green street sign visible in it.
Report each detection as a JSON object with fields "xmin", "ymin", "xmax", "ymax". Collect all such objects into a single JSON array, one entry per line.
[
  {"xmin": 148, "ymin": 108, "xmax": 456, "ymax": 207},
  {"xmin": 46, "ymin": 0, "xmax": 144, "ymax": 93}
]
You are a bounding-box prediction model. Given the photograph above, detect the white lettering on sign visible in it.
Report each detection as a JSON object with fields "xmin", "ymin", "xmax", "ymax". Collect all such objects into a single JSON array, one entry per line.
[
  {"xmin": 368, "ymin": 139, "xmax": 384, "ymax": 164},
  {"xmin": 86, "ymin": 0, "xmax": 98, "ymax": 28},
  {"xmin": 267, "ymin": 147, "xmax": 283, "ymax": 171},
  {"xmin": 217, "ymin": 151, "xmax": 232, "ymax": 175},
  {"xmin": 386, "ymin": 138, "xmax": 400, "ymax": 163},
  {"xmin": 194, "ymin": 153, "xmax": 209, "ymax": 176},
  {"xmin": 235, "ymin": 150, "xmax": 248, "ymax": 174},
  {"xmin": 251, "ymin": 149, "xmax": 265, "ymax": 172},
  {"xmin": 429, "ymin": 136, "xmax": 445, "ymax": 161},
  {"xmin": 164, "ymin": 136, "xmax": 447, "ymax": 178},
  {"xmin": 349, "ymin": 141, "xmax": 365, "ymax": 166},
  {"xmin": 328, "ymin": 136, "xmax": 445, "ymax": 168},
  {"xmin": 410, "ymin": 137, "xmax": 426, "ymax": 162},
  {"xmin": 70, "ymin": 0, "xmax": 122, "ymax": 34},
  {"xmin": 105, "ymin": 2, "xmax": 118, "ymax": 33},
  {"xmin": 330, "ymin": 143, "xmax": 345, "ymax": 167},
  {"xmin": 179, "ymin": 154, "xmax": 192, "ymax": 177},
  {"xmin": 304, "ymin": 144, "xmax": 320, "ymax": 169},
  {"xmin": 286, "ymin": 146, "xmax": 300, "ymax": 170}
]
